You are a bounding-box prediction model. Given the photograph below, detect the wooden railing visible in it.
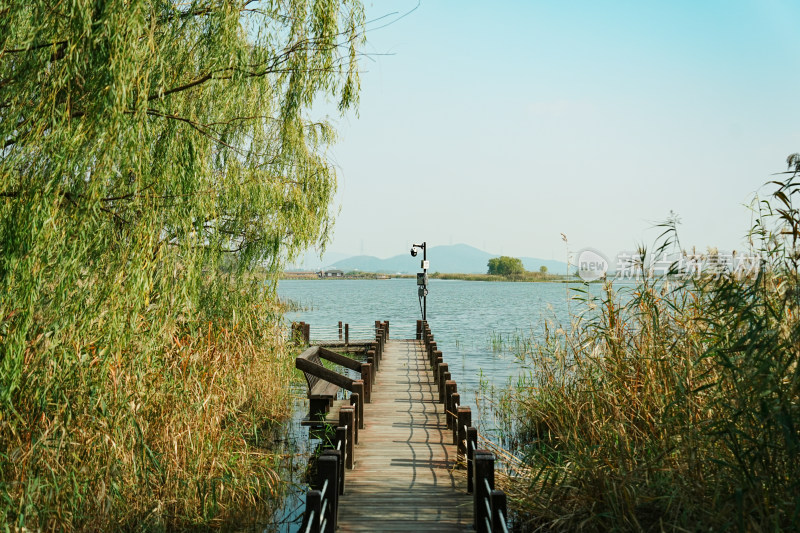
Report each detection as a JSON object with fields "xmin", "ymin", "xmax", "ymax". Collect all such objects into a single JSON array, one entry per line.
[
  {"xmin": 418, "ymin": 319, "xmax": 510, "ymax": 533},
  {"xmin": 298, "ymin": 319, "xmax": 511, "ymax": 532},
  {"xmin": 302, "ymin": 438, "xmax": 343, "ymax": 533},
  {"xmin": 299, "ymin": 321, "xmax": 389, "ymax": 533},
  {"xmin": 291, "ymin": 320, "xmax": 388, "ymax": 346}
]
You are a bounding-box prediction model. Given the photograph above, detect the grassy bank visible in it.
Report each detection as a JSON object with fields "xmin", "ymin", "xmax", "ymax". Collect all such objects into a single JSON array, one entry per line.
[
  {"xmin": 280, "ymin": 270, "xmax": 572, "ymax": 282},
  {"xmin": 498, "ymin": 172, "xmax": 800, "ymax": 531},
  {"xmin": 429, "ymin": 272, "xmax": 565, "ymax": 282}
]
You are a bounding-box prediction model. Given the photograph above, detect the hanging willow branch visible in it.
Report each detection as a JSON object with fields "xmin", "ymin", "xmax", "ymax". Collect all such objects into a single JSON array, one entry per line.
[{"xmin": 0, "ymin": 2, "xmax": 365, "ymax": 528}]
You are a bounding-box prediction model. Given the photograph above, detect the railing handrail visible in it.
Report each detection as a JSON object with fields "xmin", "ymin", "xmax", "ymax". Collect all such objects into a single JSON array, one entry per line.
[
  {"xmin": 299, "ymin": 322, "xmax": 389, "ymax": 533},
  {"xmin": 298, "ymin": 320, "xmax": 511, "ymax": 532},
  {"xmin": 303, "ymin": 510, "xmax": 315, "ymax": 533},
  {"xmin": 422, "ymin": 319, "xmax": 509, "ymax": 533},
  {"xmin": 319, "ymin": 478, "xmax": 329, "ymax": 531}
]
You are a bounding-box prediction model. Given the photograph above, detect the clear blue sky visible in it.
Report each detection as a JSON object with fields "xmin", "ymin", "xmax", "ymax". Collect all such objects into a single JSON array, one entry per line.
[{"xmin": 309, "ymin": 0, "xmax": 800, "ymax": 265}]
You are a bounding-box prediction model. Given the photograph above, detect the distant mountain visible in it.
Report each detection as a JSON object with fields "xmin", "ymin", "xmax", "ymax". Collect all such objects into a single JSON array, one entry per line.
[
  {"xmin": 284, "ymin": 250, "xmax": 353, "ymax": 271},
  {"xmin": 519, "ymin": 256, "xmax": 569, "ymax": 275},
  {"xmin": 326, "ymin": 244, "xmax": 568, "ymax": 275},
  {"xmin": 327, "ymin": 253, "xmax": 418, "ymax": 274}
]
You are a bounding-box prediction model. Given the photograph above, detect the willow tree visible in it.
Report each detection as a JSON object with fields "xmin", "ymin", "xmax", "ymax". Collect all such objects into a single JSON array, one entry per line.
[{"xmin": 0, "ymin": 1, "xmax": 364, "ymax": 529}]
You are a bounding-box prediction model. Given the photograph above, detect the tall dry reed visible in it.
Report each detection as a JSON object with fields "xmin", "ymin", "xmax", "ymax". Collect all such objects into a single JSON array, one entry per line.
[
  {"xmin": 1, "ymin": 290, "xmax": 297, "ymax": 532},
  {"xmin": 501, "ymin": 160, "xmax": 800, "ymax": 532}
]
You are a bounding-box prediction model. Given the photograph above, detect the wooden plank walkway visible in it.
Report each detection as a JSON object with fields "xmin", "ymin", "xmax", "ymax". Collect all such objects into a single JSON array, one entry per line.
[{"xmin": 336, "ymin": 339, "xmax": 472, "ymax": 532}]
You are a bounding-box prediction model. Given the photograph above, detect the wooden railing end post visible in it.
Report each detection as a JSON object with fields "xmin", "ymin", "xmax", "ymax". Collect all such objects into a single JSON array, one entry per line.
[
  {"xmin": 457, "ymin": 406, "xmax": 471, "ymax": 457},
  {"xmin": 473, "ymin": 450, "xmax": 495, "ymax": 533}
]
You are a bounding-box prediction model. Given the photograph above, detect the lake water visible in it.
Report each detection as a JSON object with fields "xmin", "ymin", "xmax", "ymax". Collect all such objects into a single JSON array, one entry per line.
[{"xmin": 278, "ymin": 278, "xmax": 598, "ymax": 432}]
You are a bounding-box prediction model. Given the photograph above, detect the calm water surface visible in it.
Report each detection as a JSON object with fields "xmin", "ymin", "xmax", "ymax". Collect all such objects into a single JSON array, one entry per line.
[{"xmin": 278, "ymin": 279, "xmax": 596, "ymax": 427}]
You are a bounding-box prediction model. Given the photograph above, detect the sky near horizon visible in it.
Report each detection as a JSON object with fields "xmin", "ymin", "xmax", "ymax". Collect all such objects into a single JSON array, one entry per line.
[{"xmin": 307, "ymin": 0, "xmax": 800, "ymax": 267}]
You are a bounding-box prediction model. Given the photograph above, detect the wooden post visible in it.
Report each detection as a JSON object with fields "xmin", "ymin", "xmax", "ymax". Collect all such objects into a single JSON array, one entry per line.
[
  {"xmin": 360, "ymin": 363, "xmax": 372, "ymax": 403},
  {"xmin": 439, "ymin": 372, "xmax": 450, "ymax": 407},
  {"xmin": 321, "ymin": 448, "xmax": 343, "ymax": 499},
  {"xmin": 339, "ymin": 408, "xmax": 355, "ymax": 469},
  {"xmin": 383, "ymin": 321, "xmax": 389, "ymax": 339},
  {"xmin": 366, "ymin": 352, "xmax": 377, "ymax": 379},
  {"xmin": 434, "ymin": 359, "xmax": 444, "ymax": 384},
  {"xmin": 370, "ymin": 341, "xmax": 380, "ymax": 365},
  {"xmin": 317, "ymin": 454, "xmax": 339, "ymax": 531},
  {"xmin": 416, "ymin": 320, "xmax": 422, "ymax": 340},
  {"xmin": 467, "ymin": 426, "xmax": 478, "ymax": 491},
  {"xmin": 303, "ymin": 322, "xmax": 310, "ymax": 345},
  {"xmin": 474, "ymin": 451, "xmax": 494, "ymax": 533},
  {"xmin": 335, "ymin": 426, "xmax": 347, "ymax": 494},
  {"xmin": 491, "ymin": 489, "xmax": 507, "ymax": 532},
  {"xmin": 440, "ymin": 371, "xmax": 451, "ymax": 403},
  {"xmin": 338, "ymin": 321, "xmax": 342, "ymax": 340},
  {"xmin": 457, "ymin": 406, "xmax": 471, "ymax": 454},
  {"xmin": 437, "ymin": 363, "xmax": 449, "ymax": 392},
  {"xmin": 445, "ymin": 380, "xmax": 457, "ymax": 428},
  {"xmin": 304, "ymin": 489, "xmax": 322, "ymax": 533},
  {"xmin": 344, "ymin": 323, "xmax": 349, "ymax": 347},
  {"xmin": 352, "ymin": 383, "xmax": 364, "ymax": 430},
  {"xmin": 432, "ymin": 348, "xmax": 441, "ymax": 369}
]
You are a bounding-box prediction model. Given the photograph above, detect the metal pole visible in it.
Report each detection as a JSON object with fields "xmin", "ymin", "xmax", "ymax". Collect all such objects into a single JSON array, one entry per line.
[{"xmin": 423, "ymin": 241, "xmax": 427, "ymax": 321}]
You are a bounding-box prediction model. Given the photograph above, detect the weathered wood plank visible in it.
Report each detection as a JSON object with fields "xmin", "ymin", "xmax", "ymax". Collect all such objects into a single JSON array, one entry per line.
[
  {"xmin": 295, "ymin": 354, "xmax": 355, "ymax": 391},
  {"xmin": 318, "ymin": 346, "xmax": 363, "ymax": 371},
  {"xmin": 337, "ymin": 339, "xmax": 471, "ymax": 532}
]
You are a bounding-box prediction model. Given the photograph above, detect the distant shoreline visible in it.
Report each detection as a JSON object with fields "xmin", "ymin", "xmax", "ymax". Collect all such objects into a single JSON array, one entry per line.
[{"xmin": 281, "ymin": 271, "xmax": 584, "ymax": 283}]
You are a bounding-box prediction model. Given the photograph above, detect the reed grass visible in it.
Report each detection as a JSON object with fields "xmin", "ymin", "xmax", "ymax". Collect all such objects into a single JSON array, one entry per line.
[
  {"xmin": 499, "ymin": 168, "xmax": 800, "ymax": 531},
  {"xmin": 488, "ymin": 329, "xmax": 537, "ymax": 355},
  {"xmin": 0, "ymin": 287, "xmax": 298, "ymax": 532}
]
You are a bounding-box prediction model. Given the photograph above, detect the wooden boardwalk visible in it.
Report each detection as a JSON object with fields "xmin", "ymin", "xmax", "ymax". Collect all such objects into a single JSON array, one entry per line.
[{"xmin": 336, "ymin": 339, "xmax": 472, "ymax": 532}]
